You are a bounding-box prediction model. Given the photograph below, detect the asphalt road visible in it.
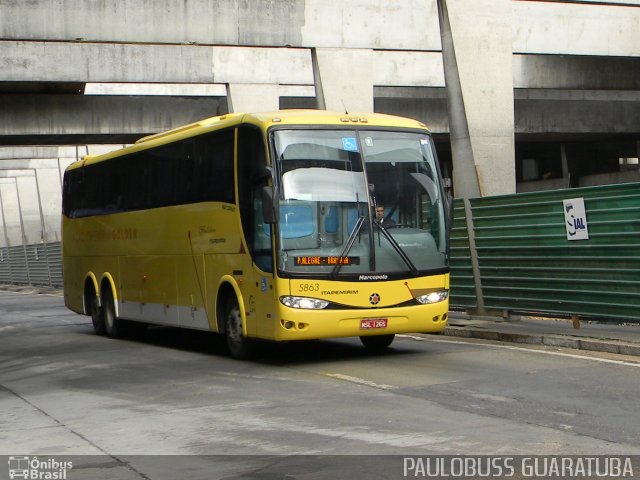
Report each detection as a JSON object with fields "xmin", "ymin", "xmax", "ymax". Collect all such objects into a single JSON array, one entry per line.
[{"xmin": 1, "ymin": 290, "xmax": 639, "ymax": 479}]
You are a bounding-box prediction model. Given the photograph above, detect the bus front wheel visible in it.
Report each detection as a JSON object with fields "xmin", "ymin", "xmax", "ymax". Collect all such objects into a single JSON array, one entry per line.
[
  {"xmin": 224, "ymin": 298, "xmax": 253, "ymax": 360},
  {"xmin": 360, "ymin": 334, "xmax": 395, "ymax": 351}
]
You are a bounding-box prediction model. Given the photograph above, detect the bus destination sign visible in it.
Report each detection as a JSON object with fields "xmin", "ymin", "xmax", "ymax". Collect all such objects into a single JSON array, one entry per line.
[{"xmin": 294, "ymin": 256, "xmax": 360, "ymax": 266}]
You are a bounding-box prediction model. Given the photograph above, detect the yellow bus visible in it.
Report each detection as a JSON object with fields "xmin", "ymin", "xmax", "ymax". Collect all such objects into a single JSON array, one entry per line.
[{"xmin": 62, "ymin": 110, "xmax": 450, "ymax": 359}]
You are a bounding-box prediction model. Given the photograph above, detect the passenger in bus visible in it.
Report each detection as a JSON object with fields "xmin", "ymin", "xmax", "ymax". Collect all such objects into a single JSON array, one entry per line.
[{"xmin": 375, "ymin": 204, "xmax": 396, "ymax": 228}]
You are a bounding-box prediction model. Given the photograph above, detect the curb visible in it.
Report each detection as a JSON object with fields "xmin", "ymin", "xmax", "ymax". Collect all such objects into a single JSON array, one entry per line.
[
  {"xmin": 443, "ymin": 326, "xmax": 640, "ymax": 357},
  {"xmin": 0, "ymin": 285, "xmax": 63, "ymax": 296}
]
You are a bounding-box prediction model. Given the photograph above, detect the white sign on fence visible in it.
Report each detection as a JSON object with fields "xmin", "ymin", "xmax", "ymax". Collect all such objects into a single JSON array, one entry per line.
[{"xmin": 563, "ymin": 197, "xmax": 589, "ymax": 240}]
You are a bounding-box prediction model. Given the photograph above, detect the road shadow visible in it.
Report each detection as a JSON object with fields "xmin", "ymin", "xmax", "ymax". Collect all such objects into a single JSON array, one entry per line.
[{"xmin": 90, "ymin": 323, "xmax": 425, "ymax": 366}]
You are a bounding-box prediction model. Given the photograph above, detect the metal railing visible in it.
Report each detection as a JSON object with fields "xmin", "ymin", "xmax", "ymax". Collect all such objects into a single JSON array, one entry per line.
[{"xmin": 0, "ymin": 241, "xmax": 62, "ymax": 287}]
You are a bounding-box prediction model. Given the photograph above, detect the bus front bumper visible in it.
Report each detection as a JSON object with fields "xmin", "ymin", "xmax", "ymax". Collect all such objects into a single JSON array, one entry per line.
[{"xmin": 272, "ymin": 301, "xmax": 449, "ymax": 341}]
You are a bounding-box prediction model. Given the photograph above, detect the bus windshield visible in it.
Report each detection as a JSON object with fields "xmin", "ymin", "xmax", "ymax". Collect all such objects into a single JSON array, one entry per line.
[{"xmin": 272, "ymin": 129, "xmax": 448, "ymax": 278}]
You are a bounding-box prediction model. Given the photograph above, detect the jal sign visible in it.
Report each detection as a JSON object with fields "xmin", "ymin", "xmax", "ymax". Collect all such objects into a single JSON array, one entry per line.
[{"xmin": 563, "ymin": 197, "xmax": 589, "ymax": 240}]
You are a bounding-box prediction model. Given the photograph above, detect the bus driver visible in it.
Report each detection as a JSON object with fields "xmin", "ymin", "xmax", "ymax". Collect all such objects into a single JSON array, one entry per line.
[{"xmin": 375, "ymin": 204, "xmax": 396, "ymax": 228}]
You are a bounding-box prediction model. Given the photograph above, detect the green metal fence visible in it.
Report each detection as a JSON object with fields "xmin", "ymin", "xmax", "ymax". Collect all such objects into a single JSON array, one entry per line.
[
  {"xmin": 450, "ymin": 182, "xmax": 640, "ymax": 322},
  {"xmin": 449, "ymin": 198, "xmax": 477, "ymax": 309}
]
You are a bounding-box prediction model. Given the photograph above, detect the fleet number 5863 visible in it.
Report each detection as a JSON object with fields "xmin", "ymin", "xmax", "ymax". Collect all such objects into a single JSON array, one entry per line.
[{"xmin": 298, "ymin": 283, "xmax": 320, "ymax": 292}]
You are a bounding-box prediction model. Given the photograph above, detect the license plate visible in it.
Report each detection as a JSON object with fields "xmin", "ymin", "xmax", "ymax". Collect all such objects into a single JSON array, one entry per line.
[{"xmin": 360, "ymin": 318, "xmax": 388, "ymax": 330}]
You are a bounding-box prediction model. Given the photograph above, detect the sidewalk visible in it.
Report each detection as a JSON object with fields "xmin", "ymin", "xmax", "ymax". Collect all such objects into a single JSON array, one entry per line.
[{"xmin": 444, "ymin": 312, "xmax": 640, "ymax": 357}]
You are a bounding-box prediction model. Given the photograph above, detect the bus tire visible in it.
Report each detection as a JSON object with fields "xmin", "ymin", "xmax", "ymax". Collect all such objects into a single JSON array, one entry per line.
[
  {"xmin": 224, "ymin": 297, "xmax": 253, "ymax": 360},
  {"xmin": 103, "ymin": 287, "xmax": 122, "ymax": 339},
  {"xmin": 90, "ymin": 295, "xmax": 105, "ymax": 335},
  {"xmin": 360, "ymin": 334, "xmax": 395, "ymax": 351}
]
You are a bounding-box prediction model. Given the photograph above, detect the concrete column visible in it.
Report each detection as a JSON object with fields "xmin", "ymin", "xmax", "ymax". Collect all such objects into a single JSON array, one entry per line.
[
  {"xmin": 560, "ymin": 143, "xmax": 571, "ymax": 187},
  {"xmin": 226, "ymin": 84, "xmax": 280, "ymax": 113},
  {"xmin": 0, "ymin": 179, "xmax": 23, "ymax": 247},
  {"xmin": 32, "ymin": 168, "xmax": 63, "ymax": 243},
  {"xmin": 312, "ymin": 48, "xmax": 374, "ymax": 113},
  {"xmin": 437, "ymin": 0, "xmax": 516, "ymax": 198},
  {"xmin": 0, "ymin": 184, "xmax": 9, "ymax": 249}
]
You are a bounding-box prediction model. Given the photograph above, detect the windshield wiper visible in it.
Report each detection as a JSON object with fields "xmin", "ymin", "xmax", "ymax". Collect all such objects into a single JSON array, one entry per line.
[
  {"xmin": 331, "ymin": 214, "xmax": 366, "ymax": 279},
  {"xmin": 374, "ymin": 222, "xmax": 419, "ymax": 275}
]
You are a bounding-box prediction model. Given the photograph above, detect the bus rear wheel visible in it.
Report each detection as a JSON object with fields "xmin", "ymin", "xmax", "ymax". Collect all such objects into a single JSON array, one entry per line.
[
  {"xmin": 103, "ymin": 287, "xmax": 122, "ymax": 339},
  {"xmin": 90, "ymin": 295, "xmax": 105, "ymax": 335},
  {"xmin": 360, "ymin": 334, "xmax": 395, "ymax": 351},
  {"xmin": 225, "ymin": 298, "xmax": 253, "ymax": 360}
]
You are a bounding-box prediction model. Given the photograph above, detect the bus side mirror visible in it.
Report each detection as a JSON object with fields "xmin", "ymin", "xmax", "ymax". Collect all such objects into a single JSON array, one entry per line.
[{"xmin": 261, "ymin": 186, "xmax": 279, "ymax": 224}]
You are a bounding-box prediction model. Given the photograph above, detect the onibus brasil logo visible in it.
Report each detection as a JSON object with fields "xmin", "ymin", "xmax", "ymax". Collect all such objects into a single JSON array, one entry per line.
[{"xmin": 8, "ymin": 456, "xmax": 73, "ymax": 479}]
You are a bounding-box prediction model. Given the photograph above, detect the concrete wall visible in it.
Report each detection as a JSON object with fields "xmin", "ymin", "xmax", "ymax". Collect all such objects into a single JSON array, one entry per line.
[
  {"xmin": 0, "ymin": 0, "xmax": 443, "ymax": 50},
  {"xmin": 513, "ymin": 1, "xmax": 640, "ymax": 56},
  {"xmin": 515, "ymin": 91, "xmax": 640, "ymax": 134},
  {"xmin": 0, "ymin": 95, "xmax": 226, "ymax": 138},
  {"xmin": 4, "ymin": 0, "xmax": 638, "ymax": 54}
]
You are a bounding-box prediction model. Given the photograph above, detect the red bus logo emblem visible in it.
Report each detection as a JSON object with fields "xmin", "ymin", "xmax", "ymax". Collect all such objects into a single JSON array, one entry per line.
[{"xmin": 369, "ymin": 293, "xmax": 381, "ymax": 305}]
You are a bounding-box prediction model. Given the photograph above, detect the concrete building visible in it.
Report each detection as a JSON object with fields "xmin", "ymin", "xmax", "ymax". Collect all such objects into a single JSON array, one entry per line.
[{"xmin": 0, "ymin": 0, "xmax": 639, "ymax": 248}]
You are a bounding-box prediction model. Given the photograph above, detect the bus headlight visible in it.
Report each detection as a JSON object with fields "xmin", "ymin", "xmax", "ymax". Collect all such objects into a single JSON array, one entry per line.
[
  {"xmin": 280, "ymin": 296, "xmax": 330, "ymax": 309},
  {"xmin": 415, "ymin": 290, "xmax": 449, "ymax": 304}
]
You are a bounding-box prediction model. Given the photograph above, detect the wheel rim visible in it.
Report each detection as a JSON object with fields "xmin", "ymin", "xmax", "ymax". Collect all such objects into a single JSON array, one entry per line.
[
  {"xmin": 105, "ymin": 304, "xmax": 114, "ymax": 329},
  {"xmin": 103, "ymin": 290, "xmax": 116, "ymax": 335}
]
